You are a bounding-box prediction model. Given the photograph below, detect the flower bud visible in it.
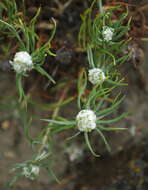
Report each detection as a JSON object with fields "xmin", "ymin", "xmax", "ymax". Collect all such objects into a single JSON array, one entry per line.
[
  {"xmin": 88, "ymin": 68, "xmax": 106, "ymax": 85},
  {"xmin": 76, "ymin": 110, "xmax": 96, "ymax": 132},
  {"xmin": 102, "ymin": 26, "xmax": 114, "ymax": 42},
  {"xmin": 23, "ymin": 164, "xmax": 39, "ymax": 180}
]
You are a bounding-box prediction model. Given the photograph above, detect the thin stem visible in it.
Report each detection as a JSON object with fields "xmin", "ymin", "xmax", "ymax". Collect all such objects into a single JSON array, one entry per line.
[
  {"xmin": 66, "ymin": 132, "xmax": 81, "ymax": 141},
  {"xmin": 98, "ymin": 0, "xmax": 103, "ymax": 14},
  {"xmin": 38, "ymin": 86, "xmax": 70, "ymax": 155},
  {"xmin": 87, "ymin": 46, "xmax": 95, "ymax": 68},
  {"xmin": 98, "ymin": 0, "xmax": 105, "ymax": 67},
  {"xmin": 84, "ymin": 132, "xmax": 100, "ymax": 157},
  {"xmin": 96, "ymin": 128, "xmax": 111, "ymax": 152}
]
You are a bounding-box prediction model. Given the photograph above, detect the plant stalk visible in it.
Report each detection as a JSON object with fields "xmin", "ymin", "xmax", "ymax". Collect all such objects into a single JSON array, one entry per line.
[
  {"xmin": 38, "ymin": 86, "xmax": 70, "ymax": 155},
  {"xmin": 98, "ymin": 0, "xmax": 103, "ymax": 14}
]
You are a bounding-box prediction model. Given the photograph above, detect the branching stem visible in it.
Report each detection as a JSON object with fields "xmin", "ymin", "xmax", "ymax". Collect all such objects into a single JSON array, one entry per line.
[{"xmin": 38, "ymin": 85, "xmax": 70, "ymax": 155}]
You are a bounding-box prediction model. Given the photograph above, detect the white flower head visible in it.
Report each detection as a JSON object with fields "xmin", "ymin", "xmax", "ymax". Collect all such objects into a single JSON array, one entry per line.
[
  {"xmin": 88, "ymin": 68, "xmax": 106, "ymax": 85},
  {"xmin": 10, "ymin": 51, "xmax": 34, "ymax": 73},
  {"xmin": 22, "ymin": 164, "xmax": 39, "ymax": 180},
  {"xmin": 76, "ymin": 109, "xmax": 97, "ymax": 132},
  {"xmin": 102, "ymin": 26, "xmax": 114, "ymax": 42}
]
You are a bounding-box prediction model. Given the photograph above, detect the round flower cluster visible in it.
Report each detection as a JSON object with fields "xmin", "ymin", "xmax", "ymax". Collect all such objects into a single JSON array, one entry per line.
[
  {"xmin": 76, "ymin": 109, "xmax": 97, "ymax": 132},
  {"xmin": 22, "ymin": 164, "xmax": 39, "ymax": 180},
  {"xmin": 88, "ymin": 68, "xmax": 106, "ymax": 85},
  {"xmin": 102, "ymin": 26, "xmax": 114, "ymax": 42},
  {"xmin": 10, "ymin": 51, "xmax": 34, "ymax": 73}
]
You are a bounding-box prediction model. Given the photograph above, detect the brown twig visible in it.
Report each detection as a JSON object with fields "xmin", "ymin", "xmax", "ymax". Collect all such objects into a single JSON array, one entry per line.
[{"xmin": 50, "ymin": 0, "xmax": 73, "ymax": 16}]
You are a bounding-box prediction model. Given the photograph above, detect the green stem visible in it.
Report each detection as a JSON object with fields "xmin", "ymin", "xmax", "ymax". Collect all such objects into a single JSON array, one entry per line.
[
  {"xmin": 87, "ymin": 46, "xmax": 95, "ymax": 68},
  {"xmin": 98, "ymin": 0, "xmax": 103, "ymax": 14},
  {"xmin": 84, "ymin": 132, "xmax": 100, "ymax": 157},
  {"xmin": 38, "ymin": 86, "xmax": 70, "ymax": 155}
]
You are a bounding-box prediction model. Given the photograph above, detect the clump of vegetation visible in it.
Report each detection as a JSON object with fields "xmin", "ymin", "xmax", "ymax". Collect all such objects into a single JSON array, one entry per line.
[
  {"xmin": 0, "ymin": 0, "xmax": 132, "ymax": 188},
  {"xmin": 0, "ymin": 3, "xmax": 56, "ymax": 103}
]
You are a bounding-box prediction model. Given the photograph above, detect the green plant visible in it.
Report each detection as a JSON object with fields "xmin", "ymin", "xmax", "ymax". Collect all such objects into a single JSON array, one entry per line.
[
  {"xmin": 0, "ymin": 2, "xmax": 56, "ymax": 103},
  {"xmin": 41, "ymin": 0, "xmax": 131, "ymax": 158},
  {"xmin": 0, "ymin": 0, "xmax": 132, "ymax": 188}
]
